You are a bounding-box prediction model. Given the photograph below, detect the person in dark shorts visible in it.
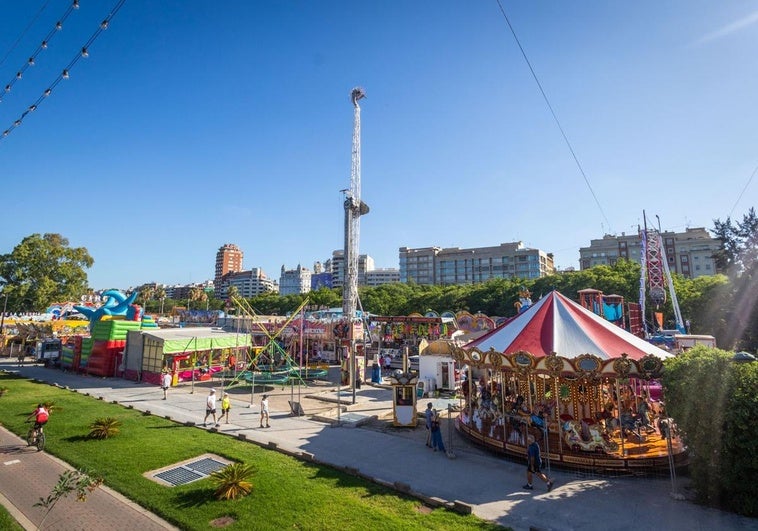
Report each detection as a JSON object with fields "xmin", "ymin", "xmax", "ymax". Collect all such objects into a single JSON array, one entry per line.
[{"xmin": 523, "ymin": 433, "xmax": 554, "ymax": 491}]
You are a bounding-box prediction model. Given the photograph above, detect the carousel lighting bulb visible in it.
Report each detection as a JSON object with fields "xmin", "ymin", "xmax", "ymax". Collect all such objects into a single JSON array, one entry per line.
[
  {"xmin": 41, "ymin": 41, "xmax": 48, "ymax": 49},
  {"xmin": 81, "ymin": 47, "xmax": 88, "ymax": 58},
  {"xmin": 3, "ymin": 130, "xmax": 9, "ymax": 136},
  {"xmin": 100, "ymin": 20, "xmax": 109, "ymax": 30},
  {"xmin": 16, "ymin": 72, "xmax": 22, "ymax": 79},
  {"xmin": 62, "ymin": 69, "xmax": 70, "ymax": 79},
  {"xmin": 56, "ymin": 21, "xmax": 62, "ymax": 30},
  {"xmin": 28, "ymin": 57, "xmax": 35, "ymax": 66},
  {"xmin": 4, "ymin": 85, "xmax": 10, "ymax": 92},
  {"xmin": 14, "ymin": 120, "xmax": 21, "ymax": 127},
  {"xmin": 44, "ymin": 88, "xmax": 52, "ymax": 96},
  {"xmin": 29, "ymin": 105, "xmax": 37, "ymax": 112},
  {"xmin": 73, "ymin": 0, "xmax": 79, "ymax": 9}
]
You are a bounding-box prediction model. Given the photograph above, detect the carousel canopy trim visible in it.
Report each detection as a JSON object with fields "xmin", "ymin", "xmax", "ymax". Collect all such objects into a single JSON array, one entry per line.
[{"xmin": 465, "ymin": 291, "xmax": 672, "ymax": 361}]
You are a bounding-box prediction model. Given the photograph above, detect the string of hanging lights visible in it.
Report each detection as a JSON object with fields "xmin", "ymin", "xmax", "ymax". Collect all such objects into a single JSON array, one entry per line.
[
  {"xmin": 0, "ymin": 0, "xmax": 127, "ymax": 143},
  {"xmin": 0, "ymin": 0, "xmax": 81, "ymax": 104}
]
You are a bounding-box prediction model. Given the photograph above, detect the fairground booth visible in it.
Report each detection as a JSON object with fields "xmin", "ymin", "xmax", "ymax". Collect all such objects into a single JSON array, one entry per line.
[
  {"xmin": 454, "ymin": 290, "xmax": 686, "ymax": 473},
  {"xmin": 123, "ymin": 328, "xmax": 251, "ymax": 385}
]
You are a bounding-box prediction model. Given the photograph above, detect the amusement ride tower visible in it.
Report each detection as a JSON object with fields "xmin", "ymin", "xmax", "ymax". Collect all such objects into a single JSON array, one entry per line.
[
  {"xmin": 342, "ymin": 87, "xmax": 369, "ymax": 402},
  {"xmin": 639, "ymin": 212, "xmax": 685, "ymax": 336}
]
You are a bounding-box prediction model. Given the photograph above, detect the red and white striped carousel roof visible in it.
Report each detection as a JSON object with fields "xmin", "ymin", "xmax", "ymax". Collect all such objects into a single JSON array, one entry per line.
[{"xmin": 464, "ymin": 290, "xmax": 672, "ymax": 361}]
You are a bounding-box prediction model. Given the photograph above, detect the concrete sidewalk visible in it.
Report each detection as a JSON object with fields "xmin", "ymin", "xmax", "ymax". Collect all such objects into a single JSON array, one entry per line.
[
  {"xmin": 2, "ymin": 362, "xmax": 756, "ymax": 531},
  {"xmin": 0, "ymin": 425, "xmax": 176, "ymax": 530}
]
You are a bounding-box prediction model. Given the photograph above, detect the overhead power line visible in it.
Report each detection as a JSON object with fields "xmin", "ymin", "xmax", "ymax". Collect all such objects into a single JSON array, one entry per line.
[
  {"xmin": 727, "ymin": 163, "xmax": 757, "ymax": 219},
  {"xmin": 0, "ymin": 0, "xmax": 127, "ymax": 143},
  {"xmin": 0, "ymin": 0, "xmax": 80, "ymax": 104},
  {"xmin": 494, "ymin": 1, "xmax": 613, "ymax": 234},
  {"xmin": 0, "ymin": 0, "xmax": 54, "ymax": 69}
]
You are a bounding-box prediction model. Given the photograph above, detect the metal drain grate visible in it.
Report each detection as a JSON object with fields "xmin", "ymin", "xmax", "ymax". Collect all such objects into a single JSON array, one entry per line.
[
  {"xmin": 155, "ymin": 467, "xmax": 205, "ymax": 486},
  {"xmin": 152, "ymin": 457, "xmax": 229, "ymax": 486},
  {"xmin": 185, "ymin": 457, "xmax": 227, "ymax": 476}
]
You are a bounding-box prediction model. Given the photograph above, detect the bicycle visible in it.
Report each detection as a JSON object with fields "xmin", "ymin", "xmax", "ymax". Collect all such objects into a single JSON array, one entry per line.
[{"xmin": 26, "ymin": 422, "xmax": 46, "ymax": 451}]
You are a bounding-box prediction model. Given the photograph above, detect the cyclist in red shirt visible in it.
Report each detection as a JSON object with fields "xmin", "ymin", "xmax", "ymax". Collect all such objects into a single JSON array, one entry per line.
[{"xmin": 27, "ymin": 404, "xmax": 49, "ymax": 438}]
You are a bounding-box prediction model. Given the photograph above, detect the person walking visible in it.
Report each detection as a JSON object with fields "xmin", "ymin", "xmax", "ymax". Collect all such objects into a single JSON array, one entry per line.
[
  {"xmin": 260, "ymin": 394, "xmax": 270, "ymax": 428},
  {"xmin": 425, "ymin": 402, "xmax": 434, "ymax": 448},
  {"xmin": 203, "ymin": 389, "xmax": 219, "ymax": 427},
  {"xmin": 221, "ymin": 392, "xmax": 231, "ymax": 424},
  {"xmin": 430, "ymin": 409, "xmax": 446, "ymax": 453},
  {"xmin": 523, "ymin": 433, "xmax": 554, "ymax": 491},
  {"xmin": 160, "ymin": 371, "xmax": 171, "ymax": 400}
]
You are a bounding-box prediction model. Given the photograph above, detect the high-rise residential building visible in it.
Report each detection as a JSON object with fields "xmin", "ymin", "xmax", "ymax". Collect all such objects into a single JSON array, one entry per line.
[
  {"xmin": 364, "ymin": 268, "xmax": 400, "ymax": 286},
  {"xmin": 279, "ymin": 264, "xmax": 312, "ymax": 295},
  {"xmin": 399, "ymin": 242, "xmax": 555, "ymax": 285},
  {"xmin": 578, "ymin": 227, "xmax": 721, "ymax": 278},
  {"xmin": 224, "ymin": 268, "xmax": 277, "ymax": 298},
  {"xmin": 328, "ymin": 251, "xmax": 374, "ymax": 289},
  {"xmin": 214, "ymin": 244, "xmax": 243, "ymax": 296}
]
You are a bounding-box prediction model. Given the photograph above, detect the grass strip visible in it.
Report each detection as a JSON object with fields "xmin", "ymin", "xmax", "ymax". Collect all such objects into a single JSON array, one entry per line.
[{"xmin": 0, "ymin": 373, "xmax": 505, "ymax": 530}]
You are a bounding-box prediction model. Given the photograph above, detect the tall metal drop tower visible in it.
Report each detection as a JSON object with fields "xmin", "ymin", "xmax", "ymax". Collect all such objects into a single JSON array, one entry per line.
[
  {"xmin": 343, "ymin": 87, "xmax": 369, "ymax": 325},
  {"xmin": 342, "ymin": 87, "xmax": 369, "ymax": 403}
]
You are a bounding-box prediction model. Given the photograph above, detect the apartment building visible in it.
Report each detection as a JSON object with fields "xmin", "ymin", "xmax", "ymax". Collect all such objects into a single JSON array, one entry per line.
[
  {"xmin": 578, "ymin": 227, "xmax": 720, "ymax": 278},
  {"xmin": 399, "ymin": 242, "xmax": 555, "ymax": 285}
]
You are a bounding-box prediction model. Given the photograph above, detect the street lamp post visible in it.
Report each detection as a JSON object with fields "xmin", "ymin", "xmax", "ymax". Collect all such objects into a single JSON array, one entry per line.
[{"xmin": 0, "ymin": 293, "xmax": 7, "ymax": 356}]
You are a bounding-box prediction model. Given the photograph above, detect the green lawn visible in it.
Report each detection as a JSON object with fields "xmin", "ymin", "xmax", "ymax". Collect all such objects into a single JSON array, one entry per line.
[
  {"xmin": 0, "ymin": 505, "xmax": 23, "ymax": 531},
  {"xmin": 0, "ymin": 373, "xmax": 506, "ymax": 530}
]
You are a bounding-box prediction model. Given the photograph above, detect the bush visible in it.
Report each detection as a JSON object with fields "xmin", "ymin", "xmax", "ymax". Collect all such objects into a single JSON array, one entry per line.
[
  {"xmin": 88, "ymin": 417, "xmax": 121, "ymax": 439},
  {"xmin": 662, "ymin": 346, "xmax": 758, "ymax": 516},
  {"xmin": 210, "ymin": 463, "xmax": 255, "ymax": 500}
]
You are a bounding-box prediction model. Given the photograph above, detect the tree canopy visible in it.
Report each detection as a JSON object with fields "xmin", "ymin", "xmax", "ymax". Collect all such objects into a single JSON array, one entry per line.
[{"xmin": 0, "ymin": 234, "xmax": 93, "ymax": 312}]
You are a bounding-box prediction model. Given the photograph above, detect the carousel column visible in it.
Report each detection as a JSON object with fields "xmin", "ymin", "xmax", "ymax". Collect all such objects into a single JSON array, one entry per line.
[
  {"xmin": 554, "ymin": 376, "xmax": 563, "ymax": 456},
  {"xmin": 616, "ymin": 378, "xmax": 626, "ymax": 457},
  {"xmin": 467, "ymin": 364, "xmax": 474, "ymax": 427}
]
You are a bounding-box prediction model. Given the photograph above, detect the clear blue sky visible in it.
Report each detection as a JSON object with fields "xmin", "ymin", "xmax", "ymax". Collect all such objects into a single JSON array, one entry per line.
[{"xmin": 1, "ymin": 1, "xmax": 755, "ymax": 290}]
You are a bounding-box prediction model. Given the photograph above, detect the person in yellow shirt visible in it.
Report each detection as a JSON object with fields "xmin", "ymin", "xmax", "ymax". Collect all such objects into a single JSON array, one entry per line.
[{"xmin": 221, "ymin": 392, "xmax": 231, "ymax": 424}]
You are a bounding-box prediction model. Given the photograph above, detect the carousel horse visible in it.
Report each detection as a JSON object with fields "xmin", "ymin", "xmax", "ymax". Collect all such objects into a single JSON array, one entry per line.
[{"xmin": 562, "ymin": 419, "xmax": 618, "ymax": 453}]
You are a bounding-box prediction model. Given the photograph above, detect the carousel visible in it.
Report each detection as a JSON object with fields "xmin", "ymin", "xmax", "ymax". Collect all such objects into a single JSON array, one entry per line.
[{"xmin": 453, "ymin": 290, "xmax": 687, "ymax": 473}]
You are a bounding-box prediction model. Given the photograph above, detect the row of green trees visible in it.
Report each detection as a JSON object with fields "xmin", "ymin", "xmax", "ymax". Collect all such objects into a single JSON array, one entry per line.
[{"xmin": 1, "ymin": 208, "xmax": 756, "ymax": 351}]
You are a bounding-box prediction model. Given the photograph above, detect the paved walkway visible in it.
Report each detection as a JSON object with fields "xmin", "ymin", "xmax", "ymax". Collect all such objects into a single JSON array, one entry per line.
[{"xmin": 2, "ymin": 361, "xmax": 756, "ymax": 531}]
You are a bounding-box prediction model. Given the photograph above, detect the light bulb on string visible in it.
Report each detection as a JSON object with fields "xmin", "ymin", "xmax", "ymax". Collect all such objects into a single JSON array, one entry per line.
[
  {"xmin": 28, "ymin": 105, "xmax": 37, "ymax": 112},
  {"xmin": 44, "ymin": 88, "xmax": 52, "ymax": 97},
  {"xmin": 4, "ymin": 85, "xmax": 10, "ymax": 93},
  {"xmin": 28, "ymin": 57, "xmax": 35, "ymax": 66},
  {"xmin": 100, "ymin": 20, "xmax": 109, "ymax": 30},
  {"xmin": 56, "ymin": 21, "xmax": 62, "ymax": 30},
  {"xmin": 73, "ymin": 0, "xmax": 79, "ymax": 8},
  {"xmin": 16, "ymin": 72, "xmax": 22, "ymax": 79},
  {"xmin": 81, "ymin": 47, "xmax": 88, "ymax": 58},
  {"xmin": 41, "ymin": 41, "xmax": 48, "ymax": 49},
  {"xmin": 62, "ymin": 69, "xmax": 70, "ymax": 79},
  {"xmin": 2, "ymin": 130, "xmax": 8, "ymax": 137},
  {"xmin": 14, "ymin": 120, "xmax": 21, "ymax": 127}
]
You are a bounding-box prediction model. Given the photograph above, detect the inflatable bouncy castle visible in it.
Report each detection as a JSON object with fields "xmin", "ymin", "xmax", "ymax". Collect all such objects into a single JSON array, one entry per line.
[{"xmin": 67, "ymin": 290, "xmax": 158, "ymax": 377}]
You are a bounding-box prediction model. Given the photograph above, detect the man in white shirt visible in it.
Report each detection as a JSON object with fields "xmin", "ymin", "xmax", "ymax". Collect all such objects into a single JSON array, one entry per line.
[
  {"xmin": 260, "ymin": 394, "xmax": 270, "ymax": 428},
  {"xmin": 204, "ymin": 389, "xmax": 219, "ymax": 427}
]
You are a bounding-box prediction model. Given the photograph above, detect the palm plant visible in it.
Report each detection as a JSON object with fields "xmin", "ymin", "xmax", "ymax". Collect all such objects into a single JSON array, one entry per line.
[
  {"xmin": 189, "ymin": 286, "xmax": 204, "ymax": 311},
  {"xmin": 88, "ymin": 417, "xmax": 121, "ymax": 439},
  {"xmin": 210, "ymin": 463, "xmax": 255, "ymax": 500},
  {"xmin": 140, "ymin": 287, "xmax": 155, "ymax": 311},
  {"xmin": 155, "ymin": 287, "xmax": 167, "ymax": 315}
]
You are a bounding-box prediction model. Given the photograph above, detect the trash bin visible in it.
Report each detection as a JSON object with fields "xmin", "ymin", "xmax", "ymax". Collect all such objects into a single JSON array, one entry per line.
[{"xmin": 371, "ymin": 363, "xmax": 381, "ymax": 383}]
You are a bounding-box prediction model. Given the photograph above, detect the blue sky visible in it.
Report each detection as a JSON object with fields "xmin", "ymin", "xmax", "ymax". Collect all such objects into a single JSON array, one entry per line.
[{"xmin": 0, "ymin": 1, "xmax": 755, "ymax": 290}]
